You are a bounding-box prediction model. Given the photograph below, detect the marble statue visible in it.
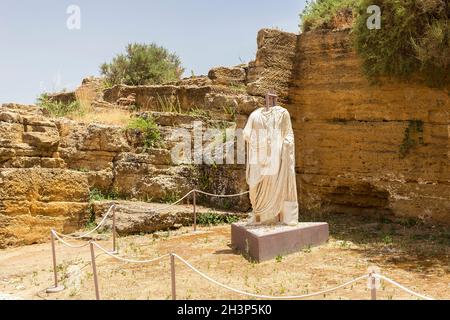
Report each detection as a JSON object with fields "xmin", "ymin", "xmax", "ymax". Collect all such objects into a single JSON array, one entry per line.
[{"xmin": 243, "ymin": 94, "xmax": 299, "ymax": 226}]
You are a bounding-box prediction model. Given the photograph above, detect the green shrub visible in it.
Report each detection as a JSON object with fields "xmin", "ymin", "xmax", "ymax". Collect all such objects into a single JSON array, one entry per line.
[
  {"xmin": 197, "ymin": 211, "xmax": 240, "ymax": 226},
  {"xmin": 188, "ymin": 107, "xmax": 211, "ymax": 118},
  {"xmin": 354, "ymin": 0, "xmax": 449, "ymax": 86},
  {"xmin": 161, "ymin": 191, "xmax": 181, "ymax": 204},
  {"xmin": 89, "ymin": 188, "xmax": 119, "ymax": 202},
  {"xmin": 100, "ymin": 43, "xmax": 184, "ymax": 87},
  {"xmin": 127, "ymin": 116, "xmax": 163, "ymax": 149},
  {"xmin": 300, "ymin": 0, "xmax": 450, "ymax": 86},
  {"xmin": 37, "ymin": 93, "xmax": 81, "ymax": 117},
  {"xmin": 300, "ymin": 0, "xmax": 360, "ymax": 32}
]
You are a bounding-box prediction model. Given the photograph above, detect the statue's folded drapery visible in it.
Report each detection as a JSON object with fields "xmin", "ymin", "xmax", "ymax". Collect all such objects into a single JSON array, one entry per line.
[{"xmin": 243, "ymin": 105, "xmax": 299, "ymax": 225}]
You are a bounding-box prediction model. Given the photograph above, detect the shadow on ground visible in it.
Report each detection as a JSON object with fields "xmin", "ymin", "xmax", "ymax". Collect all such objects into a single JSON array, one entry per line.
[{"xmin": 299, "ymin": 212, "xmax": 450, "ymax": 274}]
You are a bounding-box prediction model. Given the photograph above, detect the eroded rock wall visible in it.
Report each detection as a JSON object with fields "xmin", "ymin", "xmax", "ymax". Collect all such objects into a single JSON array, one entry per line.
[
  {"xmin": 0, "ymin": 104, "xmax": 250, "ymax": 247},
  {"xmin": 289, "ymin": 30, "xmax": 450, "ymax": 223}
]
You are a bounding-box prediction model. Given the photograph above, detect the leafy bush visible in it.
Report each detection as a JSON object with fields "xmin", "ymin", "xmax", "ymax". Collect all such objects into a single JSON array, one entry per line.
[
  {"xmin": 127, "ymin": 116, "xmax": 163, "ymax": 149},
  {"xmin": 161, "ymin": 191, "xmax": 181, "ymax": 204},
  {"xmin": 197, "ymin": 211, "xmax": 240, "ymax": 226},
  {"xmin": 300, "ymin": 0, "xmax": 359, "ymax": 32},
  {"xmin": 37, "ymin": 93, "xmax": 81, "ymax": 117},
  {"xmin": 89, "ymin": 188, "xmax": 120, "ymax": 202},
  {"xmin": 354, "ymin": 0, "xmax": 449, "ymax": 86},
  {"xmin": 300, "ymin": 0, "xmax": 449, "ymax": 86},
  {"xmin": 100, "ymin": 43, "xmax": 184, "ymax": 87}
]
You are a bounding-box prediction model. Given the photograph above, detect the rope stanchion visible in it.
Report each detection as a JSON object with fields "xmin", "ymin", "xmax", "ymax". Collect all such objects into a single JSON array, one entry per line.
[
  {"xmin": 375, "ymin": 274, "xmax": 434, "ymax": 300},
  {"xmin": 171, "ymin": 254, "xmax": 177, "ymax": 300},
  {"xmin": 90, "ymin": 242, "xmax": 101, "ymax": 300},
  {"xmin": 112, "ymin": 205, "xmax": 117, "ymax": 254},
  {"xmin": 370, "ymin": 273, "xmax": 377, "ymax": 300},
  {"xmin": 193, "ymin": 191, "xmax": 197, "ymax": 232},
  {"xmin": 45, "ymin": 232, "xmax": 65, "ymax": 293}
]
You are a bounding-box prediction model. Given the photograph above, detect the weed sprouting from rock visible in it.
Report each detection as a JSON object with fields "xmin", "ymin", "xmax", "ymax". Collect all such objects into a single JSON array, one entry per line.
[{"xmin": 127, "ymin": 115, "xmax": 163, "ymax": 149}]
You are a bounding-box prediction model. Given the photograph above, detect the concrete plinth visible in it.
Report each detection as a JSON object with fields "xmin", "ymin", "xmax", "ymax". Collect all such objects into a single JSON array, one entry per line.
[{"xmin": 231, "ymin": 222, "xmax": 329, "ymax": 262}]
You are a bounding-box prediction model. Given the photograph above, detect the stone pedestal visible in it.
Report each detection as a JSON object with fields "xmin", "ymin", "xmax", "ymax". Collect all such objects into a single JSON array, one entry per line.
[{"xmin": 231, "ymin": 222, "xmax": 329, "ymax": 262}]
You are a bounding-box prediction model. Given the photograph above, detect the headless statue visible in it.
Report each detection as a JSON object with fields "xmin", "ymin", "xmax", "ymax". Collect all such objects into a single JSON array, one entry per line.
[{"xmin": 243, "ymin": 93, "xmax": 299, "ymax": 226}]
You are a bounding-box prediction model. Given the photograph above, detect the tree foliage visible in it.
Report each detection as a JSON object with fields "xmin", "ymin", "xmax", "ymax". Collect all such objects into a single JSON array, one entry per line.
[
  {"xmin": 100, "ymin": 43, "xmax": 184, "ymax": 87},
  {"xmin": 300, "ymin": 0, "xmax": 450, "ymax": 86}
]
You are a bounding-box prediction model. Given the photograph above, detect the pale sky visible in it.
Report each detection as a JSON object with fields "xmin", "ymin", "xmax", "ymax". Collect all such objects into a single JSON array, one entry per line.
[{"xmin": 0, "ymin": 0, "xmax": 307, "ymax": 104}]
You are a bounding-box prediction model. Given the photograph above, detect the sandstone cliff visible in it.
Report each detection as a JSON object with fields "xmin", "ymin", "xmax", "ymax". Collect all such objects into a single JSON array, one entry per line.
[
  {"xmin": 289, "ymin": 30, "xmax": 450, "ymax": 223},
  {"xmin": 1, "ymin": 27, "xmax": 448, "ymax": 248},
  {"xmin": 0, "ymin": 102, "xmax": 251, "ymax": 248}
]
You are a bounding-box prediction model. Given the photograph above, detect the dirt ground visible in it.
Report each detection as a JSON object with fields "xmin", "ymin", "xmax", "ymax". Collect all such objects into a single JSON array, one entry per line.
[{"xmin": 0, "ymin": 213, "xmax": 449, "ymax": 300}]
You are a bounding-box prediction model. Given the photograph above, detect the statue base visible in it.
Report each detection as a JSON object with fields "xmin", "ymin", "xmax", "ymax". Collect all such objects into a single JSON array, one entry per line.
[{"xmin": 231, "ymin": 222, "xmax": 329, "ymax": 262}]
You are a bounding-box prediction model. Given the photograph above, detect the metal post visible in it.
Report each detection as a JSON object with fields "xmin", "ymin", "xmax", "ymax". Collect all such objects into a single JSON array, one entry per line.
[
  {"xmin": 370, "ymin": 273, "xmax": 377, "ymax": 300},
  {"xmin": 90, "ymin": 242, "xmax": 100, "ymax": 300},
  {"xmin": 112, "ymin": 205, "xmax": 117, "ymax": 254},
  {"xmin": 193, "ymin": 191, "xmax": 197, "ymax": 232},
  {"xmin": 51, "ymin": 232, "xmax": 58, "ymax": 287},
  {"xmin": 46, "ymin": 231, "xmax": 65, "ymax": 293},
  {"xmin": 170, "ymin": 254, "xmax": 176, "ymax": 300}
]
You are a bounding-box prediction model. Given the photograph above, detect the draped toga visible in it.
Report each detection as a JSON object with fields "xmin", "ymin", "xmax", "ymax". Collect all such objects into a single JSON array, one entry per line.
[{"xmin": 243, "ymin": 105, "xmax": 299, "ymax": 225}]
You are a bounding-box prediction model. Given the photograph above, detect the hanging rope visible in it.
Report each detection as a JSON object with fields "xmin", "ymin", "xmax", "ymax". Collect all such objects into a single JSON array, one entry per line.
[
  {"xmin": 92, "ymin": 242, "xmax": 170, "ymax": 264},
  {"xmin": 114, "ymin": 190, "xmax": 195, "ymax": 213},
  {"xmin": 194, "ymin": 189, "xmax": 250, "ymax": 198},
  {"xmin": 52, "ymin": 205, "xmax": 114, "ymax": 240},
  {"xmin": 173, "ymin": 253, "xmax": 369, "ymax": 299},
  {"xmin": 374, "ymin": 274, "xmax": 434, "ymax": 300},
  {"xmin": 51, "ymin": 230, "xmax": 91, "ymax": 249}
]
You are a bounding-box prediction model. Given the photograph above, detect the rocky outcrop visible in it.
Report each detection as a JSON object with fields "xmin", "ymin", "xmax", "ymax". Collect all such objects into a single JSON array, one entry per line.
[
  {"xmin": 289, "ymin": 29, "xmax": 450, "ymax": 223},
  {"xmin": 0, "ymin": 168, "xmax": 89, "ymax": 248},
  {"xmin": 247, "ymin": 29, "xmax": 298, "ymax": 101},
  {"xmin": 0, "ymin": 102, "xmax": 251, "ymax": 247},
  {"xmin": 208, "ymin": 66, "xmax": 247, "ymax": 86},
  {"xmin": 101, "ymin": 29, "xmax": 297, "ymax": 115},
  {"xmin": 0, "ymin": 104, "xmax": 62, "ymax": 168},
  {"xmin": 46, "ymin": 77, "xmax": 104, "ymax": 106},
  {"xmin": 92, "ymin": 201, "xmax": 246, "ymax": 235},
  {"xmin": 46, "ymin": 92, "xmax": 77, "ymax": 105},
  {"xmin": 3, "ymin": 26, "xmax": 448, "ymax": 249}
]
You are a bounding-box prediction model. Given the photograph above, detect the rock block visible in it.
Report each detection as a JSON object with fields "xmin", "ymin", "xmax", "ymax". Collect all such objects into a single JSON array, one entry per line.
[{"xmin": 231, "ymin": 222, "xmax": 329, "ymax": 262}]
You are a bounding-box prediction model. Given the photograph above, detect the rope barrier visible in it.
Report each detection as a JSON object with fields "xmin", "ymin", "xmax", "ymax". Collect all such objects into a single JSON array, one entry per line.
[
  {"xmin": 48, "ymin": 235, "xmax": 437, "ymax": 300},
  {"xmin": 173, "ymin": 253, "xmax": 369, "ymax": 300},
  {"xmin": 115, "ymin": 190, "xmax": 195, "ymax": 213},
  {"xmin": 51, "ymin": 230, "xmax": 91, "ymax": 249},
  {"xmin": 52, "ymin": 205, "xmax": 115, "ymax": 240},
  {"xmin": 52, "ymin": 188, "xmax": 249, "ymax": 244},
  {"xmin": 114, "ymin": 189, "xmax": 249, "ymax": 212},
  {"xmin": 47, "ymin": 188, "xmax": 436, "ymax": 300},
  {"xmin": 194, "ymin": 189, "xmax": 250, "ymax": 198},
  {"xmin": 374, "ymin": 274, "xmax": 434, "ymax": 300},
  {"xmin": 92, "ymin": 242, "xmax": 171, "ymax": 264}
]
